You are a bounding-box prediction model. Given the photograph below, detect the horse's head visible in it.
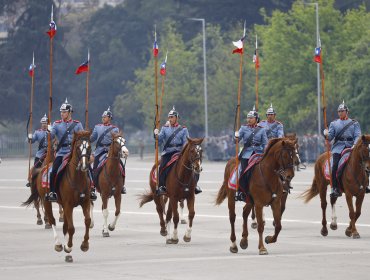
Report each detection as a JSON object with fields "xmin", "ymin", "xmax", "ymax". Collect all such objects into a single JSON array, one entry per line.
[
  {"xmin": 354, "ymin": 135, "xmax": 370, "ymax": 174},
  {"xmin": 110, "ymin": 132, "xmax": 129, "ymax": 159},
  {"xmin": 71, "ymin": 130, "xmax": 92, "ymax": 172},
  {"xmin": 285, "ymin": 133, "xmax": 301, "ymax": 166},
  {"xmin": 183, "ymin": 137, "xmax": 204, "ymax": 174}
]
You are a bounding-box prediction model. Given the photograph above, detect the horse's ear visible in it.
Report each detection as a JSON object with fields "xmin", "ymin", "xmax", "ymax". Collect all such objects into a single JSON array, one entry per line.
[
  {"xmin": 281, "ymin": 140, "xmax": 285, "ymax": 146},
  {"xmin": 186, "ymin": 136, "xmax": 191, "ymax": 142},
  {"xmin": 362, "ymin": 135, "xmax": 366, "ymax": 142},
  {"xmin": 199, "ymin": 137, "xmax": 205, "ymax": 144}
]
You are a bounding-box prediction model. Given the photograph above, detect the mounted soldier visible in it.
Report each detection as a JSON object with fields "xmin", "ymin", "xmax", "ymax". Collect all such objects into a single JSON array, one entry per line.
[
  {"xmin": 258, "ymin": 103, "xmax": 284, "ymax": 139},
  {"xmin": 234, "ymin": 106, "xmax": 268, "ymax": 201},
  {"xmin": 27, "ymin": 114, "xmax": 50, "ymax": 169},
  {"xmin": 46, "ymin": 98, "xmax": 91, "ymax": 202},
  {"xmin": 90, "ymin": 106, "xmax": 126, "ymax": 194},
  {"xmin": 153, "ymin": 106, "xmax": 202, "ymax": 196},
  {"xmin": 323, "ymin": 101, "xmax": 364, "ymax": 198}
]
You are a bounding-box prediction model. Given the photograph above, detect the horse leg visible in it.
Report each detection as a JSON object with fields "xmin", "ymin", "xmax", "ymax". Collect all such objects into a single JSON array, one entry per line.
[
  {"xmin": 165, "ymin": 201, "xmax": 177, "ymax": 244},
  {"xmin": 240, "ymin": 203, "xmax": 252, "ymax": 250},
  {"xmin": 265, "ymin": 199, "xmax": 282, "ymax": 244},
  {"xmin": 81, "ymin": 199, "xmax": 91, "ymax": 251},
  {"xmin": 351, "ymin": 193, "xmax": 365, "ymax": 239},
  {"xmin": 255, "ymin": 205, "xmax": 268, "ymax": 255},
  {"xmin": 34, "ymin": 200, "xmax": 43, "ymax": 225},
  {"xmin": 318, "ymin": 181, "xmax": 329, "ymax": 235},
  {"xmin": 89, "ymin": 201, "xmax": 94, "ymax": 229},
  {"xmin": 108, "ymin": 193, "xmax": 121, "ymax": 231},
  {"xmin": 154, "ymin": 195, "xmax": 167, "ymax": 236},
  {"xmin": 228, "ymin": 192, "xmax": 238, "ymax": 253},
  {"xmin": 329, "ymin": 196, "xmax": 338, "ymax": 231},
  {"xmin": 63, "ymin": 205, "xmax": 75, "ymax": 254},
  {"xmin": 183, "ymin": 197, "xmax": 195, "ymax": 243},
  {"xmin": 251, "ymin": 207, "xmax": 257, "ymax": 229},
  {"xmin": 344, "ymin": 192, "xmax": 360, "ymax": 238},
  {"xmin": 170, "ymin": 199, "xmax": 180, "ymax": 244},
  {"xmin": 101, "ymin": 194, "xmax": 110, "ymax": 237},
  {"xmin": 180, "ymin": 200, "xmax": 187, "ymax": 224},
  {"xmin": 44, "ymin": 200, "xmax": 55, "ymax": 231}
]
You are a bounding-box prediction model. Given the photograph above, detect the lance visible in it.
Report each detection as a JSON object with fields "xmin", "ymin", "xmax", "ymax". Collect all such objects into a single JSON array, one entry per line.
[
  {"xmin": 158, "ymin": 50, "xmax": 168, "ymax": 121},
  {"xmin": 254, "ymin": 34, "xmax": 259, "ymax": 111},
  {"xmin": 85, "ymin": 49, "xmax": 90, "ymax": 129},
  {"xmin": 27, "ymin": 52, "xmax": 36, "ymax": 184},
  {"xmin": 153, "ymin": 25, "xmax": 160, "ymax": 191},
  {"xmin": 233, "ymin": 21, "xmax": 246, "ymax": 196}
]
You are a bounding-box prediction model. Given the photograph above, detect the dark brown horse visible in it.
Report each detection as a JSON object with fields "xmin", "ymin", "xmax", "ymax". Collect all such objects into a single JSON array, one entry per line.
[
  {"xmin": 215, "ymin": 138, "xmax": 296, "ymax": 255},
  {"xmin": 139, "ymin": 137, "xmax": 204, "ymax": 244},
  {"xmin": 23, "ymin": 130, "xmax": 92, "ymax": 262},
  {"xmin": 301, "ymin": 135, "xmax": 370, "ymax": 238},
  {"xmin": 95, "ymin": 133, "xmax": 129, "ymax": 237}
]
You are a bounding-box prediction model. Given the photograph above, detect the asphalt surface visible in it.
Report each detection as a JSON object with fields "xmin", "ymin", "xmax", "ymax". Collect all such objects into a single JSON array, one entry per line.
[{"xmin": 0, "ymin": 157, "xmax": 370, "ymax": 279}]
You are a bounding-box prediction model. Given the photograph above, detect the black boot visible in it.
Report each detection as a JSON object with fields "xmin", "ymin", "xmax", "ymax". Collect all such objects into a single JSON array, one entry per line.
[
  {"xmin": 330, "ymin": 188, "xmax": 342, "ymax": 198},
  {"xmin": 90, "ymin": 188, "xmax": 97, "ymax": 201},
  {"xmin": 121, "ymin": 186, "xmax": 127, "ymax": 194},
  {"xmin": 26, "ymin": 182, "xmax": 31, "ymax": 188},
  {"xmin": 195, "ymin": 185, "xmax": 202, "ymax": 194},
  {"xmin": 234, "ymin": 191, "xmax": 246, "ymax": 202},
  {"xmin": 365, "ymin": 186, "xmax": 370, "ymax": 194},
  {"xmin": 46, "ymin": 192, "xmax": 57, "ymax": 202},
  {"xmin": 156, "ymin": 185, "xmax": 167, "ymax": 196}
]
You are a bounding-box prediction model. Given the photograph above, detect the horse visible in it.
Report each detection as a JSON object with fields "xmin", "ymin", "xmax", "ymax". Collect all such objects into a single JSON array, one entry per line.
[
  {"xmin": 215, "ymin": 138, "xmax": 296, "ymax": 255},
  {"xmin": 301, "ymin": 134, "xmax": 370, "ymax": 238},
  {"xmin": 23, "ymin": 130, "xmax": 92, "ymax": 262},
  {"xmin": 94, "ymin": 132, "xmax": 129, "ymax": 237},
  {"xmin": 139, "ymin": 137, "xmax": 204, "ymax": 244}
]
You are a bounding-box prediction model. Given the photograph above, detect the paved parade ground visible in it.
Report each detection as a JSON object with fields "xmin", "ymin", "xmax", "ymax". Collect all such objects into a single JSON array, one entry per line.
[{"xmin": 1, "ymin": 157, "xmax": 370, "ymax": 280}]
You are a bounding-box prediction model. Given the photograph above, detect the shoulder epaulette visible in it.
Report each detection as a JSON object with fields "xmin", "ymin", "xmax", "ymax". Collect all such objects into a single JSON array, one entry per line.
[
  {"xmin": 276, "ymin": 120, "xmax": 283, "ymax": 125},
  {"xmin": 182, "ymin": 125, "xmax": 187, "ymax": 128},
  {"xmin": 55, "ymin": 120, "xmax": 62, "ymax": 123},
  {"xmin": 260, "ymin": 120, "xmax": 267, "ymax": 123},
  {"xmin": 257, "ymin": 124, "xmax": 264, "ymax": 128},
  {"xmin": 164, "ymin": 124, "xmax": 170, "ymax": 127},
  {"xmin": 37, "ymin": 129, "xmax": 43, "ymax": 131},
  {"xmin": 73, "ymin": 120, "xmax": 80, "ymax": 123}
]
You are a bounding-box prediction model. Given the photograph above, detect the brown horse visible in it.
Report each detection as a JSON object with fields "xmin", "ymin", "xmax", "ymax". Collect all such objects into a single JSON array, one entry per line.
[
  {"xmin": 139, "ymin": 137, "xmax": 204, "ymax": 244},
  {"xmin": 301, "ymin": 134, "xmax": 370, "ymax": 238},
  {"xmin": 23, "ymin": 130, "xmax": 92, "ymax": 262},
  {"xmin": 215, "ymin": 138, "xmax": 296, "ymax": 255},
  {"xmin": 95, "ymin": 132, "xmax": 129, "ymax": 237}
]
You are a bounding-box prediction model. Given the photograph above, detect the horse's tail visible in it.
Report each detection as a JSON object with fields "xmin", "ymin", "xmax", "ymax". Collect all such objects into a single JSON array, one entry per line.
[
  {"xmin": 300, "ymin": 177, "xmax": 319, "ymax": 203},
  {"xmin": 215, "ymin": 159, "xmax": 234, "ymax": 205},
  {"xmin": 22, "ymin": 169, "xmax": 40, "ymax": 207},
  {"xmin": 138, "ymin": 191, "xmax": 154, "ymax": 208}
]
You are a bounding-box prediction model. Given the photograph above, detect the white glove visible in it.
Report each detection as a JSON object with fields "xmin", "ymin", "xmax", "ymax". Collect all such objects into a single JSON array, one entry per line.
[
  {"xmin": 154, "ymin": 128, "xmax": 159, "ymax": 135},
  {"xmin": 323, "ymin": 129, "xmax": 328, "ymax": 136},
  {"xmin": 234, "ymin": 131, "xmax": 239, "ymax": 138},
  {"xmin": 47, "ymin": 125, "xmax": 52, "ymax": 132},
  {"xmin": 27, "ymin": 133, "xmax": 33, "ymax": 140}
]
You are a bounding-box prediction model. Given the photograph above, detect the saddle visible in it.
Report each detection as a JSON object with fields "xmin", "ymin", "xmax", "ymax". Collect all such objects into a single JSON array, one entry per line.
[
  {"xmin": 41, "ymin": 153, "xmax": 71, "ymax": 189},
  {"xmin": 151, "ymin": 152, "xmax": 181, "ymax": 184},
  {"xmin": 92, "ymin": 153, "xmax": 125, "ymax": 192},
  {"xmin": 323, "ymin": 148, "xmax": 352, "ymax": 187},
  {"xmin": 228, "ymin": 153, "xmax": 263, "ymax": 190}
]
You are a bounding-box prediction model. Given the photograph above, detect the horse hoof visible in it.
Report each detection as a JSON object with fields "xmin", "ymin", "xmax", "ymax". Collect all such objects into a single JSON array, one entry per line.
[
  {"xmin": 240, "ymin": 238, "xmax": 248, "ymax": 250},
  {"xmin": 265, "ymin": 236, "xmax": 272, "ymax": 244},
  {"xmin": 80, "ymin": 243, "xmax": 89, "ymax": 252},
  {"xmin": 166, "ymin": 238, "xmax": 179, "ymax": 244},
  {"xmin": 45, "ymin": 224, "xmax": 52, "ymax": 229},
  {"xmin": 251, "ymin": 222, "xmax": 257, "ymax": 229},
  {"xmin": 65, "ymin": 255, "xmax": 73, "ymax": 263},
  {"xmin": 108, "ymin": 224, "xmax": 115, "ymax": 231},
  {"xmin": 54, "ymin": 244, "xmax": 63, "ymax": 252},
  {"xmin": 37, "ymin": 219, "xmax": 43, "ymax": 225},
  {"xmin": 160, "ymin": 229, "xmax": 167, "ymax": 237},
  {"xmin": 229, "ymin": 246, "xmax": 238, "ymax": 253},
  {"xmin": 321, "ymin": 228, "xmax": 328, "ymax": 237},
  {"xmin": 345, "ymin": 228, "xmax": 352, "ymax": 237},
  {"xmin": 89, "ymin": 221, "xmax": 94, "ymax": 229},
  {"xmin": 64, "ymin": 245, "xmax": 72, "ymax": 253},
  {"xmin": 102, "ymin": 230, "xmax": 110, "ymax": 237},
  {"xmin": 353, "ymin": 233, "xmax": 360, "ymax": 239},
  {"xmin": 59, "ymin": 217, "xmax": 64, "ymax": 223},
  {"xmin": 181, "ymin": 219, "xmax": 187, "ymax": 224},
  {"xmin": 259, "ymin": 248, "xmax": 268, "ymax": 255},
  {"xmin": 330, "ymin": 223, "xmax": 337, "ymax": 230},
  {"xmin": 183, "ymin": 235, "xmax": 191, "ymax": 242}
]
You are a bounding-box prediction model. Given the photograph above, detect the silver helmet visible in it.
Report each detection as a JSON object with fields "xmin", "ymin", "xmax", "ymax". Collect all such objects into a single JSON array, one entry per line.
[
  {"xmin": 102, "ymin": 106, "xmax": 113, "ymax": 119},
  {"xmin": 247, "ymin": 105, "xmax": 259, "ymax": 119},
  {"xmin": 337, "ymin": 100, "xmax": 348, "ymax": 112},
  {"xmin": 168, "ymin": 106, "xmax": 179, "ymax": 118},
  {"xmin": 40, "ymin": 113, "xmax": 48, "ymax": 124},
  {"xmin": 266, "ymin": 103, "xmax": 276, "ymax": 115},
  {"xmin": 60, "ymin": 98, "xmax": 73, "ymax": 112}
]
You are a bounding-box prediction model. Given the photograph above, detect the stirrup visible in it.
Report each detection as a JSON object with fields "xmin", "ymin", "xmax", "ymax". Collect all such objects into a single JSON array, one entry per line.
[
  {"xmin": 26, "ymin": 182, "xmax": 31, "ymax": 188},
  {"xmin": 90, "ymin": 190, "xmax": 97, "ymax": 201},
  {"xmin": 330, "ymin": 189, "xmax": 342, "ymax": 198},
  {"xmin": 121, "ymin": 186, "xmax": 127, "ymax": 194},
  {"xmin": 156, "ymin": 186, "xmax": 167, "ymax": 196},
  {"xmin": 234, "ymin": 191, "xmax": 246, "ymax": 202},
  {"xmin": 195, "ymin": 185, "xmax": 202, "ymax": 194},
  {"xmin": 46, "ymin": 192, "xmax": 57, "ymax": 202},
  {"xmin": 365, "ymin": 187, "xmax": 370, "ymax": 194}
]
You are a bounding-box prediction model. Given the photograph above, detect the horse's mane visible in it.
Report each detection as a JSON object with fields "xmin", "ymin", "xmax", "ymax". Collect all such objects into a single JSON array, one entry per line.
[
  {"xmin": 180, "ymin": 137, "xmax": 203, "ymax": 156},
  {"xmin": 353, "ymin": 135, "xmax": 370, "ymax": 152},
  {"xmin": 262, "ymin": 137, "xmax": 294, "ymax": 160},
  {"xmin": 71, "ymin": 130, "xmax": 91, "ymax": 149}
]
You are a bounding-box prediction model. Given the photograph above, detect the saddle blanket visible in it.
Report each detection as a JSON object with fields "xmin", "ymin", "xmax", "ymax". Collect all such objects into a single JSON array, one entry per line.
[
  {"xmin": 323, "ymin": 148, "xmax": 351, "ymax": 181},
  {"xmin": 151, "ymin": 152, "xmax": 180, "ymax": 184},
  {"xmin": 41, "ymin": 153, "xmax": 70, "ymax": 188},
  {"xmin": 228, "ymin": 153, "xmax": 263, "ymax": 190}
]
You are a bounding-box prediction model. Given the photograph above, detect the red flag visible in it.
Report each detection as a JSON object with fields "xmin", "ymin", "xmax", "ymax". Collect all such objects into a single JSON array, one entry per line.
[
  {"xmin": 75, "ymin": 50, "xmax": 90, "ymax": 75},
  {"xmin": 28, "ymin": 53, "xmax": 35, "ymax": 77},
  {"xmin": 314, "ymin": 47, "xmax": 321, "ymax": 63},
  {"xmin": 46, "ymin": 6, "xmax": 57, "ymax": 39},
  {"xmin": 160, "ymin": 52, "xmax": 167, "ymax": 76},
  {"xmin": 153, "ymin": 27, "xmax": 159, "ymax": 57},
  {"xmin": 232, "ymin": 21, "xmax": 246, "ymax": 54}
]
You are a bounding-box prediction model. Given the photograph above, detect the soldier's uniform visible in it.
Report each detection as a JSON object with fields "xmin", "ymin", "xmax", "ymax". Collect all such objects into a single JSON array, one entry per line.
[
  {"xmin": 47, "ymin": 99, "xmax": 84, "ymax": 202},
  {"xmin": 258, "ymin": 104, "xmax": 284, "ymax": 139},
  {"xmin": 327, "ymin": 101, "xmax": 361, "ymax": 198},
  {"xmin": 28, "ymin": 114, "xmax": 50, "ymax": 168},
  {"xmin": 90, "ymin": 107, "xmax": 126, "ymax": 194},
  {"xmin": 236, "ymin": 107, "xmax": 268, "ymax": 201}
]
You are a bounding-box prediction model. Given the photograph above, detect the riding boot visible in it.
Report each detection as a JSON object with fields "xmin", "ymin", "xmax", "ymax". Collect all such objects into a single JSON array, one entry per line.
[
  {"xmin": 156, "ymin": 185, "xmax": 167, "ymax": 196},
  {"xmin": 330, "ymin": 153, "xmax": 342, "ymax": 199},
  {"xmin": 46, "ymin": 176, "xmax": 58, "ymax": 202},
  {"xmin": 121, "ymin": 186, "xmax": 127, "ymax": 194},
  {"xmin": 234, "ymin": 190, "xmax": 246, "ymax": 202},
  {"xmin": 195, "ymin": 185, "xmax": 202, "ymax": 194},
  {"xmin": 90, "ymin": 188, "xmax": 97, "ymax": 201}
]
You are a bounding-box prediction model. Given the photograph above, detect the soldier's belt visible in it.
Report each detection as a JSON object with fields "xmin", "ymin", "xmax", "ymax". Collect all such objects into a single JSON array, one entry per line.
[
  {"xmin": 167, "ymin": 144, "xmax": 182, "ymax": 148},
  {"xmin": 337, "ymin": 137, "xmax": 353, "ymax": 141},
  {"xmin": 60, "ymin": 143, "xmax": 71, "ymax": 147},
  {"xmin": 97, "ymin": 143, "xmax": 110, "ymax": 147}
]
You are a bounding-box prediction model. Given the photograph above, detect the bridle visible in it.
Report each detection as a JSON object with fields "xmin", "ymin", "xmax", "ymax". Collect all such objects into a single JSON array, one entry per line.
[
  {"xmin": 73, "ymin": 137, "xmax": 91, "ymax": 171},
  {"xmin": 274, "ymin": 145, "xmax": 295, "ymax": 182},
  {"xmin": 182, "ymin": 144, "xmax": 203, "ymax": 174},
  {"xmin": 107, "ymin": 136, "xmax": 127, "ymax": 160}
]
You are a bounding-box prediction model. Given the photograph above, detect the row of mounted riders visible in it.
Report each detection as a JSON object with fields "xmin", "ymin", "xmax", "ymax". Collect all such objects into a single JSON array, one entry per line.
[{"xmin": 22, "ymin": 101, "xmax": 370, "ymax": 260}]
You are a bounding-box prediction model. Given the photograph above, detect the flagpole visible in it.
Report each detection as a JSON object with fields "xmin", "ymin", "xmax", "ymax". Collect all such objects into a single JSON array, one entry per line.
[
  {"xmin": 28, "ymin": 52, "xmax": 35, "ymax": 183},
  {"xmin": 159, "ymin": 51, "xmax": 168, "ymax": 121},
  {"xmin": 234, "ymin": 21, "xmax": 246, "ymax": 196},
  {"xmin": 154, "ymin": 26, "xmax": 160, "ymax": 192},
  {"xmin": 85, "ymin": 49, "xmax": 90, "ymax": 129},
  {"xmin": 255, "ymin": 35, "xmax": 259, "ymax": 112}
]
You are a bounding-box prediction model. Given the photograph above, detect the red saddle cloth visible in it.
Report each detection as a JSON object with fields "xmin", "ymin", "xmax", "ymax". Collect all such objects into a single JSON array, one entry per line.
[
  {"xmin": 41, "ymin": 154, "xmax": 71, "ymax": 188},
  {"xmin": 323, "ymin": 148, "xmax": 352, "ymax": 181},
  {"xmin": 228, "ymin": 153, "xmax": 263, "ymax": 190},
  {"xmin": 151, "ymin": 152, "xmax": 180, "ymax": 184}
]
